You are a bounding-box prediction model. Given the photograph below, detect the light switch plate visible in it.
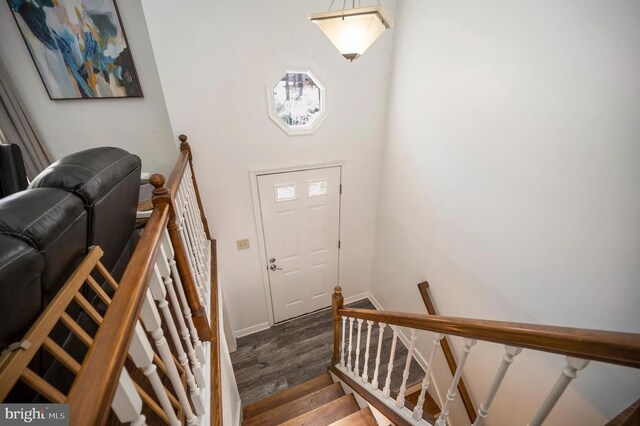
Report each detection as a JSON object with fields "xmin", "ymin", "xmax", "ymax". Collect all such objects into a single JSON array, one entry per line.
[{"xmin": 236, "ymin": 239, "xmax": 250, "ymax": 250}]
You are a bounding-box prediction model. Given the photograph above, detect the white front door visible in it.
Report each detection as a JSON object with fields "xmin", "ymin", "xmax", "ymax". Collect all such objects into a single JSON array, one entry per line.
[{"xmin": 257, "ymin": 167, "xmax": 341, "ymax": 323}]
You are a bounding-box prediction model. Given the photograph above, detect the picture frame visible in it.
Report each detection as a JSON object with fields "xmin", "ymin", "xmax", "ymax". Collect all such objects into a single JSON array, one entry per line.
[{"xmin": 6, "ymin": 0, "xmax": 143, "ymax": 100}]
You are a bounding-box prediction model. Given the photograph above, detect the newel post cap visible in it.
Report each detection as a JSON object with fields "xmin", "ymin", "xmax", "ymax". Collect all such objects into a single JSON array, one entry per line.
[{"xmin": 178, "ymin": 134, "xmax": 192, "ymax": 157}]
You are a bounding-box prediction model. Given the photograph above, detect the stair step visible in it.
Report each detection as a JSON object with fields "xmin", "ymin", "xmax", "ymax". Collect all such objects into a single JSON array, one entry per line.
[
  {"xmin": 242, "ymin": 382, "xmax": 344, "ymax": 426},
  {"xmin": 279, "ymin": 394, "xmax": 360, "ymax": 426},
  {"xmin": 328, "ymin": 407, "xmax": 378, "ymax": 426},
  {"xmin": 243, "ymin": 373, "xmax": 334, "ymax": 419},
  {"xmin": 406, "ymin": 387, "xmax": 440, "ymax": 417}
]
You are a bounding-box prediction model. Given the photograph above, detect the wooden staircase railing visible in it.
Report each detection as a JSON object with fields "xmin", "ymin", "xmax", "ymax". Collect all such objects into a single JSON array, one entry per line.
[
  {"xmin": 0, "ymin": 135, "xmax": 221, "ymax": 425},
  {"xmin": 417, "ymin": 281, "xmax": 476, "ymax": 423},
  {"xmin": 331, "ymin": 286, "xmax": 640, "ymax": 426}
]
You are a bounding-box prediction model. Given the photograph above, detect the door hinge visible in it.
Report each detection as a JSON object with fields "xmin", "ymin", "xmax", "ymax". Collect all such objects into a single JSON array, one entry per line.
[
  {"xmin": 339, "ymin": 184, "xmax": 342, "ymax": 194},
  {"xmin": 338, "ymin": 240, "xmax": 341, "ymax": 249}
]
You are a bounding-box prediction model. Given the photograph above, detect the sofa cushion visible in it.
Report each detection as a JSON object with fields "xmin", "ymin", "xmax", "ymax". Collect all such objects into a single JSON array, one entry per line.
[
  {"xmin": 0, "ymin": 188, "xmax": 85, "ymax": 250},
  {"xmin": 0, "ymin": 235, "xmax": 43, "ymax": 350},
  {"xmin": 0, "ymin": 188, "xmax": 87, "ymax": 305},
  {"xmin": 29, "ymin": 147, "xmax": 141, "ymax": 276},
  {"xmin": 29, "ymin": 147, "xmax": 141, "ymax": 205}
]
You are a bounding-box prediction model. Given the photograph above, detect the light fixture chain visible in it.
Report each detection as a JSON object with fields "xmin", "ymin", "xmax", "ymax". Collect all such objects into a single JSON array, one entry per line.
[{"xmin": 327, "ymin": 0, "xmax": 335, "ymax": 12}]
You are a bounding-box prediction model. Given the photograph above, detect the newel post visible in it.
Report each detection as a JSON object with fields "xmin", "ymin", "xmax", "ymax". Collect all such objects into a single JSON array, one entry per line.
[
  {"xmin": 178, "ymin": 134, "xmax": 212, "ymax": 240},
  {"xmin": 151, "ymin": 174, "xmax": 212, "ymax": 342},
  {"xmin": 332, "ymin": 285, "xmax": 344, "ymax": 365}
]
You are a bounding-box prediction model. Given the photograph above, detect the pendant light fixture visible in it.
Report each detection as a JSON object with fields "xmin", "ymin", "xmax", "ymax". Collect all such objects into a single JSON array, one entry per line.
[{"xmin": 309, "ymin": 1, "xmax": 393, "ymax": 62}]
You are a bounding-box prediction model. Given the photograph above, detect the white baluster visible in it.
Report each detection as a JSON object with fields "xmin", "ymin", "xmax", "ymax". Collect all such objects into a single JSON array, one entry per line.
[
  {"xmin": 185, "ymin": 167, "xmax": 205, "ymax": 238},
  {"xmin": 180, "ymin": 184, "xmax": 205, "ymax": 287},
  {"xmin": 528, "ymin": 357, "xmax": 590, "ymax": 426},
  {"xmin": 413, "ymin": 333, "xmax": 444, "ymax": 420},
  {"xmin": 177, "ymin": 217, "xmax": 205, "ymax": 306},
  {"xmin": 347, "ymin": 317, "xmax": 355, "ymax": 373},
  {"xmin": 148, "ymin": 265, "xmax": 205, "ymax": 414},
  {"xmin": 184, "ymin": 176, "xmax": 208, "ymax": 289},
  {"xmin": 396, "ymin": 329, "xmax": 417, "ymax": 408},
  {"xmin": 158, "ymin": 242, "xmax": 206, "ymax": 389},
  {"xmin": 112, "ymin": 369, "xmax": 146, "ymax": 426},
  {"xmin": 140, "ymin": 290, "xmax": 197, "ymax": 425},
  {"xmin": 473, "ymin": 346, "xmax": 523, "ymax": 426},
  {"xmin": 187, "ymin": 168, "xmax": 205, "ymax": 230},
  {"xmin": 354, "ymin": 319, "xmax": 363, "ymax": 378},
  {"xmin": 362, "ymin": 320, "xmax": 373, "ymax": 383},
  {"xmin": 183, "ymin": 182, "xmax": 205, "ymax": 264},
  {"xmin": 176, "ymin": 183, "xmax": 204, "ymax": 304},
  {"xmin": 128, "ymin": 322, "xmax": 180, "ymax": 425},
  {"xmin": 371, "ymin": 322, "xmax": 386, "ymax": 390},
  {"xmin": 177, "ymin": 188, "xmax": 205, "ymax": 299},
  {"xmin": 436, "ymin": 338, "xmax": 477, "ymax": 426},
  {"xmin": 185, "ymin": 169, "xmax": 208, "ymax": 273},
  {"xmin": 340, "ymin": 316, "xmax": 347, "ymax": 368},
  {"xmin": 382, "ymin": 326, "xmax": 398, "ymax": 398},
  {"xmin": 162, "ymin": 231, "xmax": 206, "ymax": 365}
]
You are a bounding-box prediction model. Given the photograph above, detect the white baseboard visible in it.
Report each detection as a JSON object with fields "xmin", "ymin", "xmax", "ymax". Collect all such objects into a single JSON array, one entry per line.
[
  {"xmin": 232, "ymin": 292, "xmax": 374, "ymax": 339},
  {"xmin": 344, "ymin": 291, "xmax": 374, "ymax": 305},
  {"xmin": 234, "ymin": 321, "xmax": 270, "ymax": 339},
  {"xmin": 231, "ymin": 292, "xmax": 381, "ymax": 339},
  {"xmin": 364, "ymin": 291, "xmax": 384, "ymax": 310}
]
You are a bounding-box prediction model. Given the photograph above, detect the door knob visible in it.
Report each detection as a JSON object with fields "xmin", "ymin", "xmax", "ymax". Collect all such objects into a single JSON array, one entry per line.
[
  {"xmin": 269, "ymin": 264, "xmax": 283, "ymax": 271},
  {"xmin": 269, "ymin": 258, "xmax": 276, "ymax": 263}
]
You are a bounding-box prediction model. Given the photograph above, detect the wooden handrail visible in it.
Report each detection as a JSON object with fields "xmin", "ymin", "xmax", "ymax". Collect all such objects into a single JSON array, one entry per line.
[
  {"xmin": 67, "ymin": 203, "xmax": 170, "ymax": 426},
  {"xmin": 337, "ymin": 308, "xmax": 640, "ymax": 368},
  {"xmin": 606, "ymin": 398, "xmax": 640, "ymax": 426},
  {"xmin": 417, "ymin": 281, "xmax": 476, "ymax": 423},
  {"xmin": 165, "ymin": 147, "xmax": 190, "ymax": 205}
]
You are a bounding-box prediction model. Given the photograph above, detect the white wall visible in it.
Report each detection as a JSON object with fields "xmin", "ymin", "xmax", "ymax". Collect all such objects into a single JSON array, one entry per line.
[
  {"xmin": 141, "ymin": 0, "xmax": 396, "ymax": 334},
  {"xmin": 0, "ymin": 0, "xmax": 177, "ymax": 175},
  {"xmin": 372, "ymin": 0, "xmax": 640, "ymax": 424}
]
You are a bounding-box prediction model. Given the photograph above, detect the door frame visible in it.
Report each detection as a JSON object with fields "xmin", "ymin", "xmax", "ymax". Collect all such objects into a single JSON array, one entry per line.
[{"xmin": 249, "ymin": 160, "xmax": 345, "ymax": 326}]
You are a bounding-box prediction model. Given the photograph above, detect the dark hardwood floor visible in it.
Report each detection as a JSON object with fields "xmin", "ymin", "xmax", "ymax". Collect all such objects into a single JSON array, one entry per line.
[{"xmin": 231, "ymin": 299, "xmax": 425, "ymax": 406}]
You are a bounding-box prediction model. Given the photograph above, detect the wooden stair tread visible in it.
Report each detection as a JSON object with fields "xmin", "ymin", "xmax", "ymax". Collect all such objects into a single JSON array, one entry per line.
[
  {"xmin": 242, "ymin": 382, "xmax": 344, "ymax": 426},
  {"xmin": 328, "ymin": 407, "xmax": 377, "ymax": 426},
  {"xmin": 279, "ymin": 394, "xmax": 360, "ymax": 426},
  {"xmin": 406, "ymin": 387, "xmax": 440, "ymax": 417},
  {"xmin": 243, "ymin": 373, "xmax": 334, "ymax": 419}
]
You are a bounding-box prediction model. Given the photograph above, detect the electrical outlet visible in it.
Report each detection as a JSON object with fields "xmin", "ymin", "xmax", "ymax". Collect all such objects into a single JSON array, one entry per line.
[{"xmin": 236, "ymin": 239, "xmax": 250, "ymax": 250}]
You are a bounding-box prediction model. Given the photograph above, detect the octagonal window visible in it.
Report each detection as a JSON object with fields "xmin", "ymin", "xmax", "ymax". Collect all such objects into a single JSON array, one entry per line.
[{"xmin": 268, "ymin": 70, "xmax": 326, "ymax": 135}]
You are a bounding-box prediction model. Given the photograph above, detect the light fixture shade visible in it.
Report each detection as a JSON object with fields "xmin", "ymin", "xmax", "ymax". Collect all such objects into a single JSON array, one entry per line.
[{"xmin": 310, "ymin": 6, "xmax": 392, "ymax": 61}]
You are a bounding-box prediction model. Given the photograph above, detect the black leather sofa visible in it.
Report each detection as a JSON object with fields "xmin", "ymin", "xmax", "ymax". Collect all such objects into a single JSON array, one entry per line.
[
  {"xmin": 0, "ymin": 147, "xmax": 141, "ymax": 363},
  {"xmin": 0, "ymin": 143, "xmax": 29, "ymax": 198}
]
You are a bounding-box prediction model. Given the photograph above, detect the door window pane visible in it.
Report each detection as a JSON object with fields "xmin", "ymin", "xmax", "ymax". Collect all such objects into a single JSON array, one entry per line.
[
  {"xmin": 307, "ymin": 180, "xmax": 328, "ymax": 197},
  {"xmin": 275, "ymin": 184, "xmax": 297, "ymax": 202}
]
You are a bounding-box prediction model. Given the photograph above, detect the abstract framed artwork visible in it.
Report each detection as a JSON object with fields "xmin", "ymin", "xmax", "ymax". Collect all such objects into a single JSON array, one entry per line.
[{"xmin": 7, "ymin": 0, "xmax": 143, "ymax": 100}]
